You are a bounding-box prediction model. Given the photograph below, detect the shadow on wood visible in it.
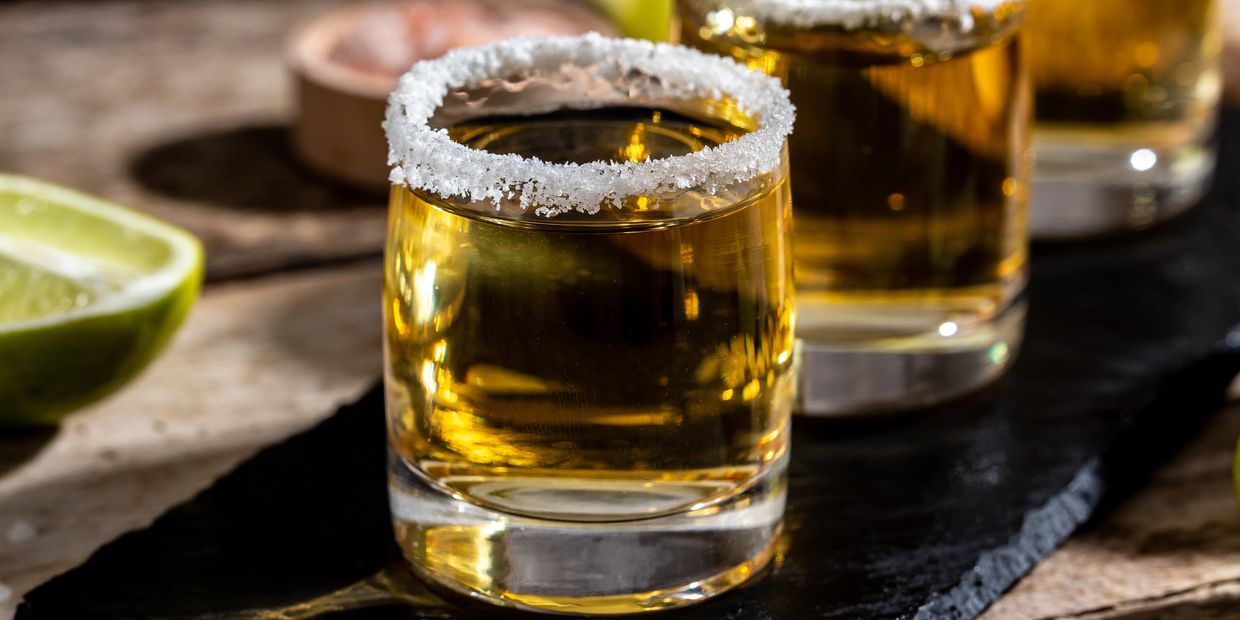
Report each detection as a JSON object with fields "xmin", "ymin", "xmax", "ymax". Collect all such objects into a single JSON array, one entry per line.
[
  {"xmin": 0, "ymin": 428, "xmax": 57, "ymax": 477},
  {"xmin": 129, "ymin": 125, "xmax": 385, "ymax": 213}
]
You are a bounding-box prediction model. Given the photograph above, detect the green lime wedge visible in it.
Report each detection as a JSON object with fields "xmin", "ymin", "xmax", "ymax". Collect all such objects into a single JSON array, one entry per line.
[
  {"xmin": 591, "ymin": 0, "xmax": 672, "ymax": 41},
  {"xmin": 0, "ymin": 174, "xmax": 203, "ymax": 425}
]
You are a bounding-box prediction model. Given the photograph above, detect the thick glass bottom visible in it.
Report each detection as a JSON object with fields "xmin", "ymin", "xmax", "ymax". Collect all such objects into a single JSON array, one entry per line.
[
  {"xmin": 388, "ymin": 452, "xmax": 786, "ymax": 615},
  {"xmin": 1031, "ymin": 132, "xmax": 1216, "ymax": 240},
  {"xmin": 796, "ymin": 297, "xmax": 1026, "ymax": 416}
]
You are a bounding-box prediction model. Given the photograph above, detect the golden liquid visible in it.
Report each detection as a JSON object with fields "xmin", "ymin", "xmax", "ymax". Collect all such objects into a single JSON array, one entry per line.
[
  {"xmin": 1028, "ymin": 0, "xmax": 1221, "ymax": 146},
  {"xmin": 384, "ymin": 108, "xmax": 794, "ymax": 521},
  {"xmin": 676, "ymin": 2, "xmax": 1029, "ymax": 343}
]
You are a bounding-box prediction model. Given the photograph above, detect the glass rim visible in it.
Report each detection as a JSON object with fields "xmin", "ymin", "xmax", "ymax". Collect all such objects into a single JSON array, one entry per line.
[
  {"xmin": 383, "ymin": 33, "xmax": 794, "ymax": 217},
  {"xmin": 701, "ymin": 0, "xmax": 1011, "ymax": 30}
]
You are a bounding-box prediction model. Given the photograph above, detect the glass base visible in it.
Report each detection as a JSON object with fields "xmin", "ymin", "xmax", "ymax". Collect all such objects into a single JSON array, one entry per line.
[
  {"xmin": 1030, "ymin": 134, "xmax": 1215, "ymax": 240},
  {"xmin": 388, "ymin": 452, "xmax": 786, "ymax": 616},
  {"xmin": 796, "ymin": 298, "xmax": 1026, "ymax": 416}
]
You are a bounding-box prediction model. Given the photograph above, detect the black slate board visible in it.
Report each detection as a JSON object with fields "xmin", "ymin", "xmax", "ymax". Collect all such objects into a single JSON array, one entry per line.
[{"xmin": 19, "ymin": 111, "xmax": 1240, "ymax": 619}]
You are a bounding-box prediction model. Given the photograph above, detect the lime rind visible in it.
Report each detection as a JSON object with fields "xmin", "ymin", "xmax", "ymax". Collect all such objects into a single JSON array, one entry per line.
[{"xmin": 0, "ymin": 273, "xmax": 201, "ymax": 425}]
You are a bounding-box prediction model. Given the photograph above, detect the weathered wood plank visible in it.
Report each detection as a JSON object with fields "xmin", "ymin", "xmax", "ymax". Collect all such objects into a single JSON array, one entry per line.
[
  {"xmin": 981, "ymin": 402, "xmax": 1240, "ymax": 619},
  {"xmin": 0, "ymin": 263, "xmax": 382, "ymax": 617}
]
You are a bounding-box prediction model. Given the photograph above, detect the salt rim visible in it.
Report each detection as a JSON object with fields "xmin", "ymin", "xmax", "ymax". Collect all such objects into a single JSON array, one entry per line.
[
  {"xmin": 384, "ymin": 33, "xmax": 795, "ymax": 216},
  {"xmin": 739, "ymin": 0, "xmax": 1009, "ymax": 31}
]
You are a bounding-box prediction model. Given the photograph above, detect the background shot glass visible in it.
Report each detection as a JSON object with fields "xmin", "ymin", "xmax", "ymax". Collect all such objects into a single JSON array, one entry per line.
[
  {"xmin": 1027, "ymin": 0, "xmax": 1222, "ymax": 238},
  {"xmin": 675, "ymin": 0, "xmax": 1031, "ymax": 415},
  {"xmin": 383, "ymin": 35, "xmax": 795, "ymax": 614}
]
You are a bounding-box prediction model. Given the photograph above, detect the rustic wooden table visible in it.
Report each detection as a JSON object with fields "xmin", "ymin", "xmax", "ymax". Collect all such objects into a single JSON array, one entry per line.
[{"xmin": 2, "ymin": 1, "xmax": 1240, "ymax": 618}]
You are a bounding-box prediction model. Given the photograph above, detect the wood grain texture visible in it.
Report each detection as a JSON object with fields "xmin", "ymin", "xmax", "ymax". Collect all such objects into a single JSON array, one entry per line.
[
  {"xmin": 981, "ymin": 401, "xmax": 1240, "ymax": 619},
  {"xmin": 0, "ymin": 0, "xmax": 387, "ymax": 281},
  {"xmin": 0, "ymin": 263, "xmax": 382, "ymax": 618}
]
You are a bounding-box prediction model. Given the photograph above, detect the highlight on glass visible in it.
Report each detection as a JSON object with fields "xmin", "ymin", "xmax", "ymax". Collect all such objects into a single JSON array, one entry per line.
[
  {"xmin": 675, "ymin": 0, "xmax": 1031, "ymax": 414},
  {"xmin": 383, "ymin": 34, "xmax": 795, "ymax": 614}
]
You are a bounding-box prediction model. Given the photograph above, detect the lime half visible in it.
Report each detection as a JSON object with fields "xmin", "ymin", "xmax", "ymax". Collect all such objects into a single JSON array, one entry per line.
[{"xmin": 0, "ymin": 174, "xmax": 203, "ymax": 425}]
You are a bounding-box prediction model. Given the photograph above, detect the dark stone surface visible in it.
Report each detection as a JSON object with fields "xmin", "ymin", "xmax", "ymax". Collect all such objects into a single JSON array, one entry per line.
[{"xmin": 18, "ymin": 112, "xmax": 1240, "ymax": 619}]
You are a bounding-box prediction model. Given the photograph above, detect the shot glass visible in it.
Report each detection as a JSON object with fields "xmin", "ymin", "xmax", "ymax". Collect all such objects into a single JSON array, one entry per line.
[
  {"xmin": 383, "ymin": 34, "xmax": 795, "ymax": 614},
  {"xmin": 676, "ymin": 0, "xmax": 1031, "ymax": 414},
  {"xmin": 1027, "ymin": 0, "xmax": 1222, "ymax": 238}
]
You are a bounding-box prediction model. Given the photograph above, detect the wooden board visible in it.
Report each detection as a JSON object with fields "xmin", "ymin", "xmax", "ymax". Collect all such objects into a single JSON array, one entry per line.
[
  {"xmin": 0, "ymin": 0, "xmax": 387, "ymax": 282},
  {"xmin": 982, "ymin": 401, "xmax": 1240, "ymax": 620}
]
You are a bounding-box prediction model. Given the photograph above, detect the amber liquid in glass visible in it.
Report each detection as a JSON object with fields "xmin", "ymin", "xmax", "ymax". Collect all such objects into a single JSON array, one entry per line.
[
  {"xmin": 385, "ymin": 107, "xmax": 793, "ymax": 613},
  {"xmin": 677, "ymin": 2, "xmax": 1029, "ymax": 412}
]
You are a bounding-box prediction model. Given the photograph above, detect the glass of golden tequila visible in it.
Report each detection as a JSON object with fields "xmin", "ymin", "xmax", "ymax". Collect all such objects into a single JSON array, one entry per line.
[
  {"xmin": 1027, "ymin": 0, "xmax": 1222, "ymax": 238},
  {"xmin": 676, "ymin": 0, "xmax": 1030, "ymax": 414},
  {"xmin": 383, "ymin": 34, "xmax": 795, "ymax": 614}
]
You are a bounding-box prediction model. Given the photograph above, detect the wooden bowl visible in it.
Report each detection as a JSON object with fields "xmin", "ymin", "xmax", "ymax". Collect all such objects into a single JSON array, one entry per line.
[{"xmin": 286, "ymin": 0, "xmax": 616, "ymax": 189}]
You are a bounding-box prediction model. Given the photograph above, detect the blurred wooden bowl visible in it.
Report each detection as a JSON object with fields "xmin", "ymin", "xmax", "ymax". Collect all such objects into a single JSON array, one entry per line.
[{"xmin": 287, "ymin": 0, "xmax": 616, "ymax": 189}]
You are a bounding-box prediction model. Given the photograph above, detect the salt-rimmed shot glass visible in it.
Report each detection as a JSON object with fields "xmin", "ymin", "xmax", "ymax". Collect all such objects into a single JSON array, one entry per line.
[
  {"xmin": 676, "ymin": 0, "xmax": 1030, "ymax": 415},
  {"xmin": 382, "ymin": 34, "xmax": 795, "ymax": 614}
]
